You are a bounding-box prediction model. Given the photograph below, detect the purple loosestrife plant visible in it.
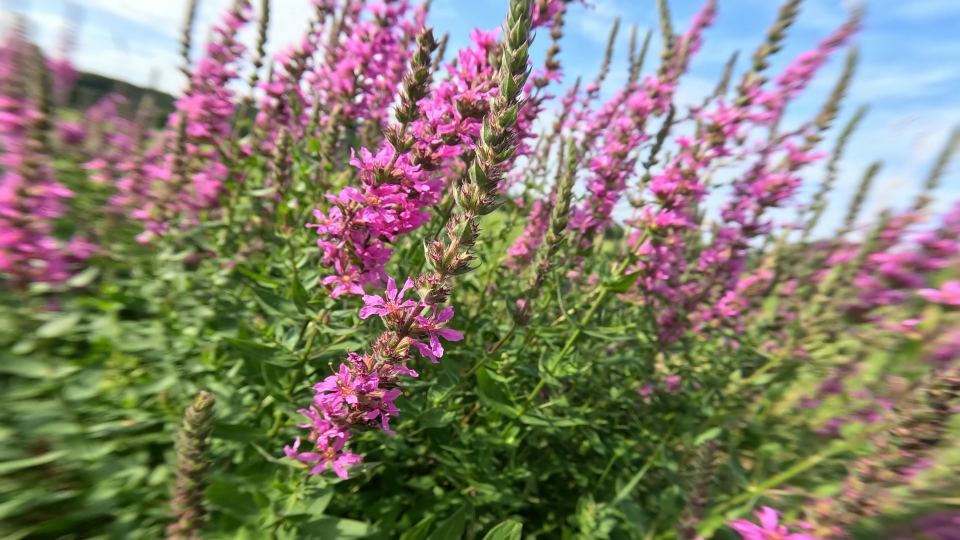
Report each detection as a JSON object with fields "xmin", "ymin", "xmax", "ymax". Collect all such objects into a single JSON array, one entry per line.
[
  {"xmin": 620, "ymin": 10, "xmax": 860, "ymax": 345},
  {"xmin": 167, "ymin": 391, "xmax": 216, "ymax": 540},
  {"xmin": 0, "ymin": 27, "xmax": 92, "ymax": 286},
  {"xmin": 308, "ymin": 28, "xmax": 441, "ymax": 296},
  {"xmin": 287, "ymin": 0, "xmax": 534, "ymax": 479},
  {"xmin": 6, "ymin": 0, "xmax": 960, "ymax": 537},
  {"xmin": 135, "ymin": 0, "xmax": 254, "ymax": 244}
]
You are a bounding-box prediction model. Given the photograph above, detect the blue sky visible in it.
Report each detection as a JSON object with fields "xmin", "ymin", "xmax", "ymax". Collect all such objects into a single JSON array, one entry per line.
[{"xmin": 9, "ymin": 0, "xmax": 960, "ymax": 237}]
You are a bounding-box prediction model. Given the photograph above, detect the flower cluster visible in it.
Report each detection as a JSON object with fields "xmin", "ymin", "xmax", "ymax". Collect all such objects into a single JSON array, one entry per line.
[
  {"xmin": 290, "ymin": 0, "xmax": 534, "ymax": 478},
  {"xmin": 622, "ymin": 11, "xmax": 859, "ymax": 344},
  {"xmin": 309, "ymin": 28, "xmax": 443, "ymax": 296},
  {"xmin": 0, "ymin": 28, "xmax": 93, "ymax": 285},
  {"xmin": 285, "ymin": 276, "xmax": 464, "ymax": 478},
  {"xmin": 134, "ymin": 0, "xmax": 254, "ymax": 243}
]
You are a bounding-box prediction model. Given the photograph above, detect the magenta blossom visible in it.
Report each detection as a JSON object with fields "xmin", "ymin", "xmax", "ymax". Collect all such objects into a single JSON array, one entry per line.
[
  {"xmin": 413, "ymin": 306, "xmax": 464, "ymax": 363},
  {"xmin": 313, "ymin": 363, "xmax": 370, "ymax": 413},
  {"xmin": 364, "ymin": 388, "xmax": 402, "ymax": 434},
  {"xmin": 918, "ymin": 281, "xmax": 960, "ymax": 306},
  {"xmin": 321, "ymin": 260, "xmax": 366, "ymax": 298},
  {"xmin": 729, "ymin": 507, "xmax": 816, "ymax": 540},
  {"xmin": 360, "ymin": 276, "xmax": 417, "ymax": 321},
  {"xmin": 283, "ymin": 436, "xmax": 362, "ymax": 479}
]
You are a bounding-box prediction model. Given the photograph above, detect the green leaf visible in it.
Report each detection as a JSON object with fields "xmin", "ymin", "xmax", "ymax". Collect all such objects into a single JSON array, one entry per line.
[
  {"xmin": 898, "ymin": 337, "xmax": 924, "ymax": 366},
  {"xmin": 750, "ymin": 373, "xmax": 776, "ymax": 386},
  {"xmin": 250, "ymin": 186, "xmax": 278, "ymax": 197},
  {"xmin": 475, "ymin": 366, "xmax": 520, "ymax": 418},
  {"xmin": 582, "ymin": 326, "xmax": 631, "ymax": 341},
  {"xmin": 0, "ymin": 451, "xmax": 66, "ymax": 475},
  {"xmin": 206, "ymin": 480, "xmax": 259, "ymax": 521},
  {"xmin": 611, "ymin": 460, "xmax": 654, "ymax": 505},
  {"xmin": 400, "ymin": 516, "xmax": 436, "ymax": 540},
  {"xmin": 694, "ymin": 427, "xmax": 722, "ymax": 447},
  {"xmin": 604, "ymin": 270, "xmax": 641, "ymax": 293},
  {"xmin": 291, "ymin": 487, "xmax": 335, "ymax": 518},
  {"xmin": 519, "ymin": 414, "xmax": 588, "ymax": 428},
  {"xmin": 67, "ymin": 266, "xmax": 100, "ymax": 288},
  {"xmin": 237, "ymin": 266, "xmax": 281, "ymax": 288},
  {"xmin": 537, "ymin": 350, "xmax": 560, "ymax": 388},
  {"xmin": 618, "ymin": 499, "xmax": 648, "ymax": 535},
  {"xmin": 224, "ymin": 338, "xmax": 297, "ymax": 367},
  {"xmin": 762, "ymin": 295, "xmax": 779, "ymax": 319},
  {"xmin": 291, "ymin": 274, "xmax": 311, "ymax": 313},
  {"xmin": 319, "ymin": 326, "xmax": 358, "ymax": 336},
  {"xmin": 428, "ymin": 372, "xmax": 458, "ymax": 405},
  {"xmin": 212, "ymin": 423, "xmax": 264, "ymax": 443},
  {"xmin": 426, "ymin": 506, "xmax": 467, "ymax": 540},
  {"xmin": 420, "ymin": 409, "xmax": 457, "ymax": 428},
  {"xmin": 299, "ymin": 517, "xmax": 372, "ymax": 539},
  {"xmin": 35, "ymin": 312, "xmax": 82, "ymax": 338},
  {"xmin": 251, "ymin": 287, "xmax": 300, "ymax": 317},
  {"xmin": 0, "ymin": 360, "xmax": 78, "ymax": 379},
  {"xmin": 481, "ymin": 520, "xmax": 522, "ymax": 540}
]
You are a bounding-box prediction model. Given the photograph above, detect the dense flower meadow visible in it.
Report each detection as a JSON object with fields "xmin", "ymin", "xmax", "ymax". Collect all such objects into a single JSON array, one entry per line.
[{"xmin": 1, "ymin": 0, "xmax": 959, "ymax": 538}]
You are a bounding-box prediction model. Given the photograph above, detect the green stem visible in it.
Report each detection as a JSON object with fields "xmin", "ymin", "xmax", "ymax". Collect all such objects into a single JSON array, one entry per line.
[
  {"xmin": 525, "ymin": 287, "xmax": 610, "ymax": 403},
  {"xmin": 433, "ymin": 322, "xmax": 519, "ymax": 405},
  {"xmin": 708, "ymin": 437, "xmax": 865, "ymax": 517}
]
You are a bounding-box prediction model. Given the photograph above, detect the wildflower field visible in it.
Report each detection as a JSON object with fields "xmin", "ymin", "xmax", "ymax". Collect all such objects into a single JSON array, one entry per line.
[{"xmin": 1, "ymin": 0, "xmax": 959, "ymax": 538}]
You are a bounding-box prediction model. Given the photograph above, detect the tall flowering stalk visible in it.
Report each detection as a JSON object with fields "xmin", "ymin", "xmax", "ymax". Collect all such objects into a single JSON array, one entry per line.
[
  {"xmin": 0, "ymin": 26, "xmax": 92, "ymax": 286},
  {"xmin": 81, "ymin": 95, "xmax": 136, "ymax": 188},
  {"xmin": 506, "ymin": 128, "xmax": 572, "ymax": 270},
  {"xmin": 623, "ymin": 7, "xmax": 860, "ymax": 344},
  {"xmin": 569, "ymin": 0, "xmax": 716, "ymax": 254},
  {"xmin": 314, "ymin": 0, "xmax": 426, "ymax": 141},
  {"xmin": 514, "ymin": 140, "xmax": 577, "ymax": 324},
  {"xmin": 308, "ymin": 0, "xmax": 565, "ymax": 297},
  {"xmin": 505, "ymin": 5, "xmax": 579, "ymax": 271},
  {"xmin": 827, "ymin": 130, "xmax": 960, "ymax": 322},
  {"xmin": 287, "ymin": 0, "xmax": 534, "ymax": 478},
  {"xmin": 254, "ymin": 0, "xmax": 335, "ymax": 146},
  {"xmin": 308, "ymin": 28, "xmax": 441, "ymax": 297},
  {"xmin": 47, "ymin": 11, "xmax": 81, "ymax": 108},
  {"xmin": 135, "ymin": 0, "xmax": 254, "ymax": 243},
  {"xmin": 167, "ymin": 391, "xmax": 216, "ymax": 540}
]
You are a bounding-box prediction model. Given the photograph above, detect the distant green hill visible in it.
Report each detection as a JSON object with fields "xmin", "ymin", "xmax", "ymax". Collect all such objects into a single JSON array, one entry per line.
[{"xmin": 69, "ymin": 71, "xmax": 177, "ymax": 126}]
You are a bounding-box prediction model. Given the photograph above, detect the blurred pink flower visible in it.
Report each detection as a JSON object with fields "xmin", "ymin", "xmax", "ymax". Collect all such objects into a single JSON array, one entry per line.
[
  {"xmin": 729, "ymin": 507, "xmax": 816, "ymax": 540},
  {"xmin": 918, "ymin": 281, "xmax": 960, "ymax": 306}
]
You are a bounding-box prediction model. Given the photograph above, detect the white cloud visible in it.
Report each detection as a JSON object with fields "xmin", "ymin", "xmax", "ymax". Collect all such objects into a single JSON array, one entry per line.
[
  {"xmin": 10, "ymin": 0, "xmax": 960, "ymax": 236},
  {"xmin": 14, "ymin": 0, "xmax": 323, "ymax": 95},
  {"xmin": 73, "ymin": 0, "xmax": 186, "ymax": 36},
  {"xmin": 571, "ymin": 0, "xmax": 630, "ymax": 47},
  {"xmin": 850, "ymin": 64, "xmax": 960, "ymax": 102}
]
